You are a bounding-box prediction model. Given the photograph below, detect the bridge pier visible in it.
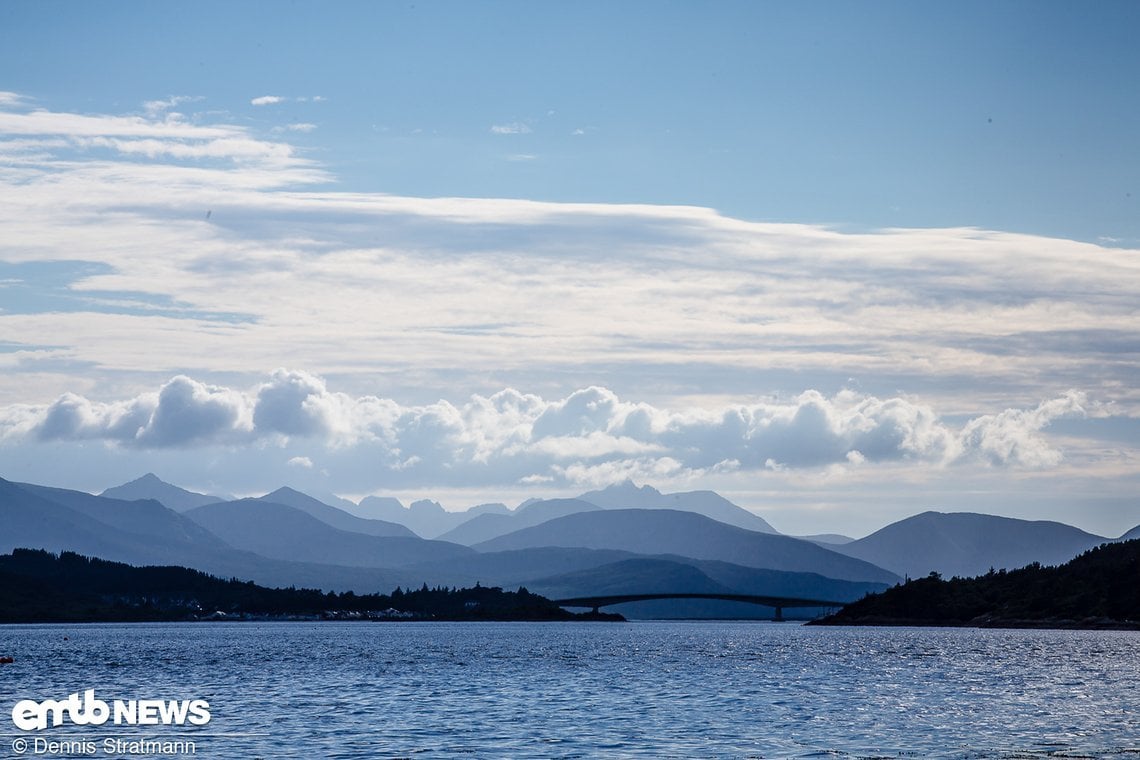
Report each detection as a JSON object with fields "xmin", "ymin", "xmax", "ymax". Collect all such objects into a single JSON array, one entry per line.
[{"xmin": 773, "ymin": 606, "xmax": 783, "ymax": 622}]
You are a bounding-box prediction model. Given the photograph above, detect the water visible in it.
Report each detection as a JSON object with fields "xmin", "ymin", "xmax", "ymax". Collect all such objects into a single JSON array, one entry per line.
[{"xmin": 1, "ymin": 622, "xmax": 1137, "ymax": 759}]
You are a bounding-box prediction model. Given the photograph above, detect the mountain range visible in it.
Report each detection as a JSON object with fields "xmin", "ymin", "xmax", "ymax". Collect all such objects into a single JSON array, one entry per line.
[
  {"xmin": 3, "ymin": 472, "xmax": 1134, "ymax": 619},
  {"xmin": 474, "ymin": 508, "xmax": 898, "ymax": 584}
]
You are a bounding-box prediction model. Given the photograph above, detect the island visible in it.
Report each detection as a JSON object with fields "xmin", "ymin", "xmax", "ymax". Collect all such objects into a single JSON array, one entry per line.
[
  {"xmin": 810, "ymin": 539, "xmax": 1140, "ymax": 629},
  {"xmin": 0, "ymin": 548, "xmax": 623, "ymax": 623}
]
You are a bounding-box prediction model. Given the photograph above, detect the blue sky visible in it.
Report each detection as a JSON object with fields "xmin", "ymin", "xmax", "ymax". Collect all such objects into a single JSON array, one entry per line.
[
  {"xmin": 6, "ymin": 1, "xmax": 1138, "ymax": 241},
  {"xmin": 1, "ymin": 1, "xmax": 1138, "ymax": 536}
]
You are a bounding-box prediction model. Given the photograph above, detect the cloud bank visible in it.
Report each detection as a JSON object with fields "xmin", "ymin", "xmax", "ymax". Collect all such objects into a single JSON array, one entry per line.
[{"xmin": 0, "ymin": 370, "xmax": 1087, "ymax": 488}]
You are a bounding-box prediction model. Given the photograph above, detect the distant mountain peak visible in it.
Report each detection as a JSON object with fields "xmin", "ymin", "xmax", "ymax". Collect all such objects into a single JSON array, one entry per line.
[
  {"xmin": 410, "ymin": 499, "xmax": 445, "ymax": 515},
  {"xmin": 263, "ymin": 486, "xmax": 307, "ymax": 500},
  {"xmin": 834, "ymin": 510, "xmax": 1108, "ymax": 579},
  {"xmin": 576, "ymin": 481, "xmax": 777, "ymax": 534},
  {"xmin": 100, "ymin": 473, "xmax": 222, "ymax": 513},
  {"xmin": 608, "ymin": 480, "xmax": 662, "ymax": 497}
]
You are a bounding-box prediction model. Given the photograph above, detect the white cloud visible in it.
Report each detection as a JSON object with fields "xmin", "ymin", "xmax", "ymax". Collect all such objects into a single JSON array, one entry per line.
[
  {"xmin": 288, "ymin": 455, "xmax": 314, "ymax": 469},
  {"xmin": 959, "ymin": 391, "xmax": 1087, "ymax": 467},
  {"xmin": 490, "ymin": 122, "xmax": 532, "ymax": 134},
  {"xmin": 142, "ymin": 96, "xmax": 202, "ymax": 118},
  {"xmin": 506, "ymin": 153, "xmax": 537, "ymax": 161},
  {"xmin": 134, "ymin": 376, "xmax": 251, "ymax": 447},
  {"xmin": 0, "ymin": 91, "xmax": 30, "ymax": 107},
  {"xmin": 0, "ymin": 96, "xmax": 1137, "ymax": 502},
  {"xmin": 253, "ymin": 96, "xmax": 325, "ymax": 107},
  {"xmin": 0, "ymin": 372, "xmax": 1089, "ymax": 484}
]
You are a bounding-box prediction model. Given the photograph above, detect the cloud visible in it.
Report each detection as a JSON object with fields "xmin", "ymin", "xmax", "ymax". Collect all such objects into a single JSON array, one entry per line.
[
  {"xmin": 490, "ymin": 122, "xmax": 532, "ymax": 135},
  {"xmin": 959, "ymin": 391, "xmax": 1087, "ymax": 467},
  {"xmin": 288, "ymin": 455, "xmax": 313, "ymax": 469},
  {"xmin": 506, "ymin": 154, "xmax": 537, "ymax": 162},
  {"xmin": 252, "ymin": 369, "xmax": 349, "ymax": 440},
  {"xmin": 134, "ymin": 376, "xmax": 250, "ymax": 447},
  {"xmin": 0, "ymin": 371, "xmax": 1088, "ymax": 485},
  {"xmin": 252, "ymin": 96, "xmax": 325, "ymax": 107},
  {"xmin": 142, "ymin": 96, "xmax": 202, "ymax": 118},
  {"xmin": 0, "ymin": 95, "xmax": 1137, "ymax": 491},
  {"xmin": 0, "ymin": 91, "xmax": 30, "ymax": 107}
]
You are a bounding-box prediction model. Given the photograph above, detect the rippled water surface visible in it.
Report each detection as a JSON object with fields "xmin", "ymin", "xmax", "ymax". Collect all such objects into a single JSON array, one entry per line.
[{"xmin": 1, "ymin": 622, "xmax": 1138, "ymax": 758}]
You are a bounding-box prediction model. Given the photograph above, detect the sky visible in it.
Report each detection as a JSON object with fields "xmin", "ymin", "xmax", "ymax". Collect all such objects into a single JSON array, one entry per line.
[{"xmin": 1, "ymin": 1, "xmax": 1138, "ymax": 537}]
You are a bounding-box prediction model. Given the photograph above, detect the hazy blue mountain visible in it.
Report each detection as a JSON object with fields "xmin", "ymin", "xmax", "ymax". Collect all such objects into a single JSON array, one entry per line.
[
  {"xmin": 526, "ymin": 557, "xmax": 733, "ymax": 598},
  {"xmin": 407, "ymin": 499, "xmax": 468, "ymax": 538},
  {"xmin": 523, "ymin": 556, "xmax": 888, "ymax": 620},
  {"xmin": 304, "ymin": 488, "xmax": 363, "ymax": 514},
  {"xmin": 184, "ymin": 499, "xmax": 473, "ymax": 569},
  {"xmin": 578, "ymin": 481, "xmax": 777, "ymax": 533},
  {"xmin": 2, "ymin": 478, "xmax": 425, "ymax": 594},
  {"xmin": 438, "ymin": 498, "xmax": 602, "ymax": 545},
  {"xmin": 99, "ymin": 473, "xmax": 224, "ymax": 512},
  {"xmin": 525, "ymin": 556, "xmax": 886, "ymax": 603},
  {"xmin": 399, "ymin": 547, "xmax": 638, "ymax": 589},
  {"xmin": 831, "ymin": 511, "xmax": 1108, "ymax": 580},
  {"xmin": 2, "ymin": 477, "xmax": 207, "ymax": 565},
  {"xmin": 467, "ymin": 502, "xmax": 511, "ymax": 517},
  {"xmin": 798, "ymin": 533, "xmax": 856, "ymax": 546},
  {"xmin": 681, "ymin": 558, "xmax": 887, "ymax": 601},
  {"xmin": 476, "ymin": 509, "xmax": 898, "ymax": 584},
  {"xmin": 1119, "ymin": 525, "xmax": 1140, "ymax": 542},
  {"xmin": 352, "ymin": 495, "xmax": 475, "ymax": 538},
  {"xmin": 16, "ymin": 481, "xmax": 230, "ymax": 554},
  {"xmin": 256, "ymin": 487, "xmax": 413, "ymax": 538},
  {"xmin": 354, "ymin": 495, "xmax": 408, "ymax": 522}
]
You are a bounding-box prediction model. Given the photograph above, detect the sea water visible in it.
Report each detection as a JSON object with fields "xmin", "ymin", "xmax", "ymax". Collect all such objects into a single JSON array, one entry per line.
[{"xmin": 1, "ymin": 621, "xmax": 1137, "ymax": 758}]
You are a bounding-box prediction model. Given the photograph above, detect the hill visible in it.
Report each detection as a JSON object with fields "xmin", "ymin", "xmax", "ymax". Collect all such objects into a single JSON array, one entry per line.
[
  {"xmin": 438, "ymin": 498, "xmax": 602, "ymax": 545},
  {"xmin": 526, "ymin": 557, "xmax": 733, "ymax": 598},
  {"xmin": 578, "ymin": 481, "xmax": 777, "ymax": 533},
  {"xmin": 813, "ymin": 540, "xmax": 1140, "ymax": 628},
  {"xmin": 0, "ymin": 549, "xmax": 615, "ymax": 623},
  {"xmin": 475, "ymin": 509, "xmax": 898, "ymax": 584},
  {"xmin": 831, "ymin": 511, "xmax": 1108, "ymax": 579},
  {"xmin": 256, "ymin": 487, "xmax": 413, "ymax": 538},
  {"xmin": 100, "ymin": 473, "xmax": 225, "ymax": 512},
  {"xmin": 1120, "ymin": 525, "xmax": 1140, "ymax": 542},
  {"xmin": 184, "ymin": 499, "xmax": 473, "ymax": 569},
  {"xmin": 400, "ymin": 546, "xmax": 637, "ymax": 589}
]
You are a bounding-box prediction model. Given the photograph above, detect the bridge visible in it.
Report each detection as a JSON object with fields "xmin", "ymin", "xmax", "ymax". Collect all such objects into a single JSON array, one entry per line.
[{"xmin": 552, "ymin": 592, "xmax": 847, "ymax": 621}]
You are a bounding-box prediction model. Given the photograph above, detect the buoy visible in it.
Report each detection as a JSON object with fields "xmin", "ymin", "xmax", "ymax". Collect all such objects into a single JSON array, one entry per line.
[{"xmin": 0, "ymin": 656, "xmax": 14, "ymax": 664}]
